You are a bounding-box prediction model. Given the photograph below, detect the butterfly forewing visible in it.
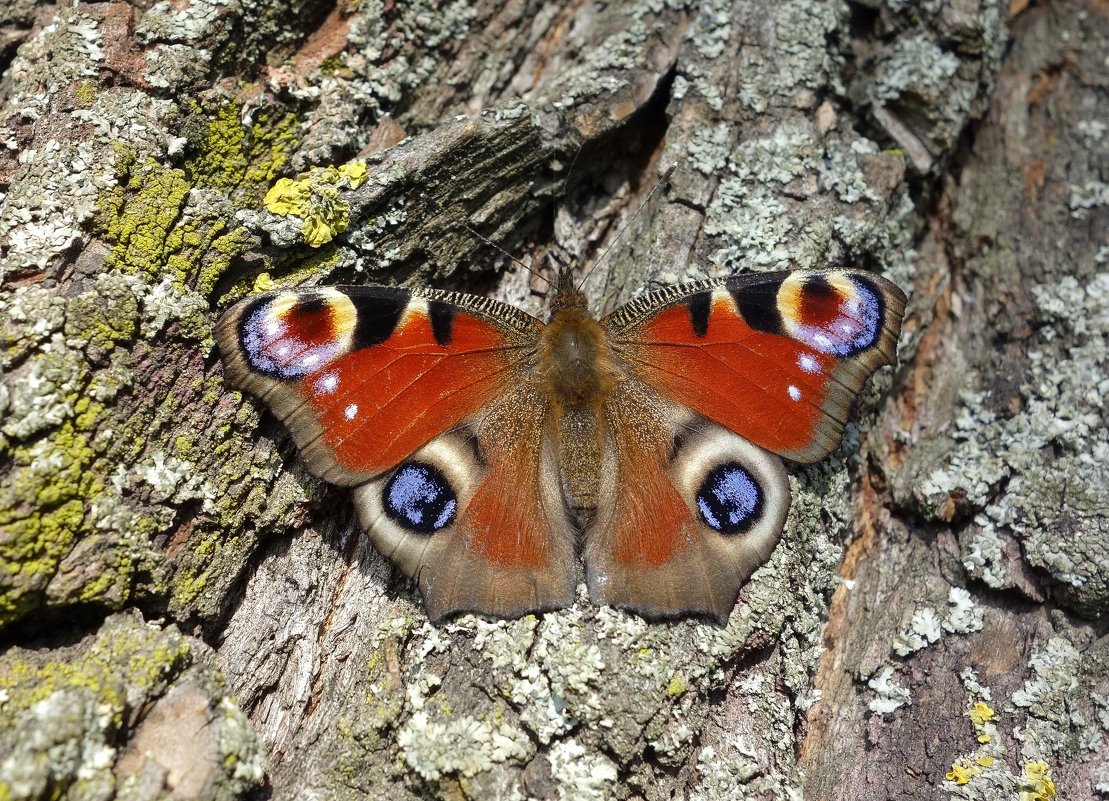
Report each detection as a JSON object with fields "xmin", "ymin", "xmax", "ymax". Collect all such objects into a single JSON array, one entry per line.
[
  {"xmin": 217, "ymin": 286, "xmax": 540, "ymax": 484},
  {"xmin": 603, "ymin": 270, "xmax": 906, "ymax": 464}
]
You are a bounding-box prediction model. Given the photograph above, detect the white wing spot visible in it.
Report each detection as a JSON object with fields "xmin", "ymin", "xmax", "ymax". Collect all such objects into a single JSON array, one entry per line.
[
  {"xmin": 317, "ymin": 373, "xmax": 339, "ymax": 394},
  {"xmin": 788, "ymin": 385, "xmax": 802, "ymax": 401},
  {"xmin": 265, "ymin": 320, "xmax": 281, "ymax": 336},
  {"xmin": 798, "ymin": 354, "xmax": 820, "ymax": 373},
  {"xmin": 301, "ymin": 353, "xmax": 320, "ymax": 368},
  {"xmin": 276, "ymin": 344, "xmax": 290, "ymax": 357},
  {"xmin": 344, "ymin": 404, "xmax": 358, "ymax": 420}
]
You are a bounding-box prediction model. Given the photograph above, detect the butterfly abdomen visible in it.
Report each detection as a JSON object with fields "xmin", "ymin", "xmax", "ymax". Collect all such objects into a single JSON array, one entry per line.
[{"xmin": 538, "ymin": 302, "xmax": 620, "ymax": 518}]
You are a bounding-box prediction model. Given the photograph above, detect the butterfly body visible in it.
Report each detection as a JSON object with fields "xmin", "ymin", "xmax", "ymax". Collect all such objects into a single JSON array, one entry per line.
[{"xmin": 217, "ymin": 268, "xmax": 905, "ymax": 623}]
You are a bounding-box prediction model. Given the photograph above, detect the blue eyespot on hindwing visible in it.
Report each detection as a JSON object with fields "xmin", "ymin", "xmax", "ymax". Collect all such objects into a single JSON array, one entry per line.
[
  {"xmin": 383, "ymin": 463, "xmax": 458, "ymax": 533},
  {"xmin": 696, "ymin": 463, "xmax": 763, "ymax": 534}
]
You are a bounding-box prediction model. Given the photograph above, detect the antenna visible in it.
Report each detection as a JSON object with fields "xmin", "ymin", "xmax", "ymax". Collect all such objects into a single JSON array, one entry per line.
[
  {"xmin": 423, "ymin": 193, "xmax": 551, "ymax": 289},
  {"xmin": 577, "ymin": 162, "xmax": 677, "ymax": 292},
  {"xmin": 561, "ymin": 140, "xmax": 585, "ymax": 199}
]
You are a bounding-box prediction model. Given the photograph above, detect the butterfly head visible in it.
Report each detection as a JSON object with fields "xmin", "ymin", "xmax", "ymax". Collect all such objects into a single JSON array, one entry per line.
[{"xmin": 548, "ymin": 265, "xmax": 588, "ymax": 319}]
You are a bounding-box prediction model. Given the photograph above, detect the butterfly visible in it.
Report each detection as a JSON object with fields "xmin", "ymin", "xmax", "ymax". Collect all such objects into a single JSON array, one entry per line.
[{"xmin": 216, "ymin": 267, "xmax": 905, "ymax": 623}]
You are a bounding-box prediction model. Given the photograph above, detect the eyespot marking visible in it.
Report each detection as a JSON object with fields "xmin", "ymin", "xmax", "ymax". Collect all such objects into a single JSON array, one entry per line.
[
  {"xmin": 239, "ymin": 291, "xmax": 355, "ymax": 380},
  {"xmin": 779, "ymin": 273, "xmax": 884, "ymax": 356},
  {"xmin": 696, "ymin": 462, "xmax": 763, "ymax": 534},
  {"xmin": 383, "ymin": 462, "xmax": 458, "ymax": 533}
]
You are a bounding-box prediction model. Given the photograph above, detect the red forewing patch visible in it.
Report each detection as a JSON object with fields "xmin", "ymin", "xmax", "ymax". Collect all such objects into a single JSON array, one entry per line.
[
  {"xmin": 631, "ymin": 300, "xmax": 834, "ymax": 455},
  {"xmin": 307, "ymin": 311, "xmax": 514, "ymax": 473},
  {"xmin": 281, "ymin": 299, "xmax": 340, "ymax": 351}
]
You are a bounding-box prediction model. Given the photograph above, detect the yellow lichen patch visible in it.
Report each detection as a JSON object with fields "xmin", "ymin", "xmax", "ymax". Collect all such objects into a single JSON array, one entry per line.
[
  {"xmin": 944, "ymin": 755, "xmax": 989, "ymax": 787},
  {"xmin": 263, "ymin": 177, "xmax": 309, "ymax": 216},
  {"xmin": 967, "ymin": 698, "xmax": 998, "ymax": 745},
  {"xmin": 945, "ymin": 764, "xmax": 973, "ymax": 785},
  {"xmin": 665, "ymin": 674, "xmax": 687, "ymax": 697},
  {"xmin": 263, "ymin": 162, "xmax": 369, "ymax": 247},
  {"xmin": 338, "ymin": 162, "xmax": 367, "ymax": 185},
  {"xmin": 252, "ymin": 272, "xmax": 276, "ymax": 292},
  {"xmin": 1019, "ymin": 760, "xmax": 1056, "ymax": 801},
  {"xmin": 969, "ymin": 701, "xmax": 995, "ymax": 726}
]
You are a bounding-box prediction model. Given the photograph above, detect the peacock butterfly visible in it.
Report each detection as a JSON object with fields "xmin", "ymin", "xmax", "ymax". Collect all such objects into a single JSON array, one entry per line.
[{"xmin": 216, "ymin": 265, "xmax": 905, "ymax": 623}]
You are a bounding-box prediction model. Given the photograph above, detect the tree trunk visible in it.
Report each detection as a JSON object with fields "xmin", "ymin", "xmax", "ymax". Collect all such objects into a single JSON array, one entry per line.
[{"xmin": 1, "ymin": 0, "xmax": 1105, "ymax": 799}]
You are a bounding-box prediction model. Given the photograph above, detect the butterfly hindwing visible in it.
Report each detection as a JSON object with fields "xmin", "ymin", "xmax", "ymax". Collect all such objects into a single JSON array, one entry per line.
[
  {"xmin": 350, "ymin": 387, "xmax": 577, "ymax": 622},
  {"xmin": 217, "ymin": 286, "xmax": 577, "ymax": 619},
  {"xmin": 604, "ymin": 270, "xmax": 906, "ymax": 464},
  {"xmin": 585, "ymin": 381, "xmax": 790, "ymax": 621}
]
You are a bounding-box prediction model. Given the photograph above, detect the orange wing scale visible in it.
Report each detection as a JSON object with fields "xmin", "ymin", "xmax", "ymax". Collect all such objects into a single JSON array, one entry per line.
[
  {"xmin": 607, "ymin": 433, "xmax": 688, "ymax": 568},
  {"xmin": 463, "ymin": 439, "xmax": 551, "ymax": 570}
]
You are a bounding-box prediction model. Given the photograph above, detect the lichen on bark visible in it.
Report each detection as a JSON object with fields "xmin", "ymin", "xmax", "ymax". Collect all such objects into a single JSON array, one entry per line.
[{"xmin": 1, "ymin": 0, "xmax": 1106, "ymax": 799}]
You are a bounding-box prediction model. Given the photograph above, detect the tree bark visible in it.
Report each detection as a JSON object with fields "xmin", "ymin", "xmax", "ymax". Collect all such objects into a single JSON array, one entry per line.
[{"xmin": 1, "ymin": 0, "xmax": 1106, "ymax": 800}]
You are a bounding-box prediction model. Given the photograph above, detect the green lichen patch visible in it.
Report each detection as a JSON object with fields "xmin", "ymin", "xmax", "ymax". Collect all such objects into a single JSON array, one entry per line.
[
  {"xmin": 0, "ymin": 613, "xmax": 191, "ymax": 716},
  {"xmin": 0, "ymin": 276, "xmax": 190, "ymax": 631},
  {"xmin": 183, "ymin": 101, "xmax": 299, "ymax": 195},
  {"xmin": 0, "ymin": 612, "xmax": 265, "ymax": 800},
  {"xmin": 99, "ymin": 151, "xmax": 191, "ymax": 279},
  {"xmin": 97, "ymin": 148, "xmax": 256, "ymax": 301}
]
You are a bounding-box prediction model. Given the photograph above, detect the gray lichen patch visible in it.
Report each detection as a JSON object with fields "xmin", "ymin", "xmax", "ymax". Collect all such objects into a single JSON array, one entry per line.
[
  {"xmin": 0, "ymin": 139, "xmax": 115, "ymax": 276},
  {"xmin": 849, "ymin": 0, "xmax": 1006, "ymax": 172},
  {"xmin": 891, "ymin": 587, "xmax": 984, "ymax": 658},
  {"xmin": 0, "ymin": 612, "xmax": 265, "ymax": 801},
  {"xmin": 692, "ymin": 118, "xmax": 911, "ymax": 280},
  {"xmin": 916, "ymin": 274, "xmax": 1109, "ymax": 616},
  {"xmin": 931, "ymin": 631, "xmax": 1108, "ymax": 798},
  {"xmin": 332, "ymin": 549, "xmax": 818, "ymax": 799}
]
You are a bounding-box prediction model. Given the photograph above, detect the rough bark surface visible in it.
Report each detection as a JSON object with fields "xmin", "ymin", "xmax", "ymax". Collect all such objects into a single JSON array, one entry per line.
[{"xmin": 0, "ymin": 1, "xmax": 1105, "ymax": 800}]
